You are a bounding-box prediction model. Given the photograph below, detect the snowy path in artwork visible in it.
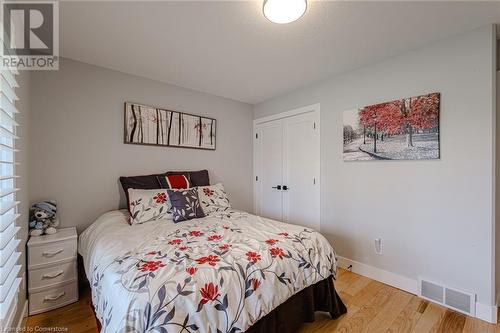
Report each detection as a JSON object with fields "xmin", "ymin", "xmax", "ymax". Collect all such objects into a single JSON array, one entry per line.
[{"xmin": 343, "ymin": 138, "xmax": 374, "ymax": 161}]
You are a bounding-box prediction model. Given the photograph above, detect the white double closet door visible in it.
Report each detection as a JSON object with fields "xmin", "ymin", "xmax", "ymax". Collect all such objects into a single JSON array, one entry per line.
[{"xmin": 254, "ymin": 106, "xmax": 320, "ymax": 231}]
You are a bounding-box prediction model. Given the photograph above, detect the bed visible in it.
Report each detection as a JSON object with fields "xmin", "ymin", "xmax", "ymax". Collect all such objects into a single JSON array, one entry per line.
[{"xmin": 79, "ymin": 209, "xmax": 346, "ymax": 333}]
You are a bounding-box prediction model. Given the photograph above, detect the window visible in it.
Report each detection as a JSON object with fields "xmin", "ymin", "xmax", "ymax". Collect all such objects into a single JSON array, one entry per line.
[{"xmin": 0, "ymin": 65, "xmax": 21, "ymax": 327}]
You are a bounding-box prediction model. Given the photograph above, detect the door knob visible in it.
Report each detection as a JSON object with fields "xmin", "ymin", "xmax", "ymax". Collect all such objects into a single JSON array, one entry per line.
[
  {"xmin": 272, "ymin": 185, "xmax": 282, "ymax": 190},
  {"xmin": 282, "ymin": 185, "xmax": 289, "ymax": 191}
]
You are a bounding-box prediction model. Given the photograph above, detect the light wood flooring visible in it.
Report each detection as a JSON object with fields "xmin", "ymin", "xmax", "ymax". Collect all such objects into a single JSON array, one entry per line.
[{"xmin": 25, "ymin": 268, "xmax": 499, "ymax": 333}]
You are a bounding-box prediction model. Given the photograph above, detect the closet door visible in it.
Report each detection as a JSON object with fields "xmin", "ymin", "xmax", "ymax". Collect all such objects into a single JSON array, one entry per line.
[
  {"xmin": 254, "ymin": 120, "xmax": 283, "ymax": 221},
  {"xmin": 254, "ymin": 105, "xmax": 320, "ymax": 230},
  {"xmin": 282, "ymin": 112, "xmax": 320, "ymax": 230}
]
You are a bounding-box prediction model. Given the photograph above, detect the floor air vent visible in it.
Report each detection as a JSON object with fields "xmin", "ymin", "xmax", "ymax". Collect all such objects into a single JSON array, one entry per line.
[
  {"xmin": 421, "ymin": 280, "xmax": 443, "ymax": 303},
  {"xmin": 418, "ymin": 279, "xmax": 475, "ymax": 316}
]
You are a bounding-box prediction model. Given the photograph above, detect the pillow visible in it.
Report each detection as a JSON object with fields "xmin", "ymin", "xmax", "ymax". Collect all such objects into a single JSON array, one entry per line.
[
  {"xmin": 186, "ymin": 170, "xmax": 210, "ymax": 186},
  {"xmin": 128, "ymin": 189, "xmax": 171, "ymax": 225},
  {"xmin": 158, "ymin": 174, "xmax": 190, "ymax": 189},
  {"xmin": 167, "ymin": 188, "xmax": 205, "ymax": 223},
  {"xmin": 160, "ymin": 170, "xmax": 210, "ymax": 187},
  {"xmin": 119, "ymin": 173, "xmax": 163, "ymax": 206},
  {"xmin": 197, "ymin": 183, "xmax": 231, "ymax": 215}
]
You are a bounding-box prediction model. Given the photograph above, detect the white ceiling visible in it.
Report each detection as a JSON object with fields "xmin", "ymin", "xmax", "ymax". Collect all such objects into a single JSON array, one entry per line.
[{"xmin": 60, "ymin": 1, "xmax": 500, "ymax": 104}]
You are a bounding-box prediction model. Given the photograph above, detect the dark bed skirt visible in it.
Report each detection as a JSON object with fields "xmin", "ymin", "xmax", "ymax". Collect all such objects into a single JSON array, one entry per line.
[
  {"xmin": 246, "ymin": 275, "xmax": 347, "ymax": 333},
  {"xmin": 91, "ymin": 275, "xmax": 346, "ymax": 333}
]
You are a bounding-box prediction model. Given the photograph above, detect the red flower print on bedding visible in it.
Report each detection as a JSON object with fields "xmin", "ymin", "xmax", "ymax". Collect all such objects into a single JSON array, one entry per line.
[
  {"xmin": 179, "ymin": 246, "xmax": 189, "ymax": 251},
  {"xmin": 138, "ymin": 260, "xmax": 165, "ymax": 272},
  {"xmin": 265, "ymin": 239, "xmax": 279, "ymax": 246},
  {"xmin": 207, "ymin": 235, "xmax": 222, "ymax": 241},
  {"xmin": 199, "ymin": 283, "xmax": 220, "ymax": 304},
  {"xmin": 168, "ymin": 239, "xmax": 182, "ymax": 245},
  {"xmin": 203, "ymin": 188, "xmax": 214, "ymax": 197},
  {"xmin": 189, "ymin": 231, "xmax": 204, "ymax": 237},
  {"xmin": 219, "ymin": 244, "xmax": 231, "ymax": 251},
  {"xmin": 153, "ymin": 192, "xmax": 167, "ymax": 204},
  {"xmin": 270, "ymin": 247, "xmax": 285, "ymax": 259},
  {"xmin": 186, "ymin": 267, "xmax": 198, "ymax": 275},
  {"xmin": 146, "ymin": 251, "xmax": 157, "ymax": 256},
  {"xmin": 246, "ymin": 251, "xmax": 261, "ymax": 263},
  {"xmin": 251, "ymin": 278, "xmax": 261, "ymax": 291},
  {"xmin": 278, "ymin": 232, "xmax": 289, "ymax": 237},
  {"xmin": 196, "ymin": 255, "xmax": 220, "ymax": 266}
]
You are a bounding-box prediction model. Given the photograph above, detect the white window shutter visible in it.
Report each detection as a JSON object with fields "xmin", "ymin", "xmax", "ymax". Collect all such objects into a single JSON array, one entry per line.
[{"xmin": 0, "ymin": 64, "xmax": 22, "ymax": 329}]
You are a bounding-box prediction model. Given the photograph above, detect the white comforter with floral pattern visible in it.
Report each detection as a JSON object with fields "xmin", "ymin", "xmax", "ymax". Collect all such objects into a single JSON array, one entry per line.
[{"xmin": 79, "ymin": 209, "xmax": 338, "ymax": 333}]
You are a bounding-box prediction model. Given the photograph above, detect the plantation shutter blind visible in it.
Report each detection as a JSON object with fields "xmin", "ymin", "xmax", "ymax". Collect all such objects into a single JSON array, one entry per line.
[{"xmin": 0, "ymin": 62, "xmax": 21, "ymax": 327}]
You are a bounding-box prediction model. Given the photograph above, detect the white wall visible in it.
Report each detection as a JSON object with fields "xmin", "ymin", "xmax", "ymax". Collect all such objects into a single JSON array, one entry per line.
[
  {"xmin": 12, "ymin": 71, "xmax": 31, "ymax": 326},
  {"xmin": 254, "ymin": 26, "xmax": 496, "ymax": 308},
  {"xmin": 30, "ymin": 58, "xmax": 254, "ymax": 232}
]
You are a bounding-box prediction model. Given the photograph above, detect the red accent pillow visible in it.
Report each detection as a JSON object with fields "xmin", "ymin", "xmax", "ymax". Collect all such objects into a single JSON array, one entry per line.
[{"xmin": 161, "ymin": 174, "xmax": 190, "ymax": 189}]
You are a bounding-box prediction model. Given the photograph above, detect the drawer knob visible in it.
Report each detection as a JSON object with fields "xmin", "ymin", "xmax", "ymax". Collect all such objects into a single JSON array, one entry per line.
[
  {"xmin": 42, "ymin": 270, "xmax": 64, "ymax": 279},
  {"xmin": 42, "ymin": 249, "xmax": 63, "ymax": 257},
  {"xmin": 44, "ymin": 292, "xmax": 65, "ymax": 302}
]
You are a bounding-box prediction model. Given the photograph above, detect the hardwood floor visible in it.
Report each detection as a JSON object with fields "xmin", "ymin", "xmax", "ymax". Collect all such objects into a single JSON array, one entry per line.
[{"xmin": 26, "ymin": 268, "xmax": 499, "ymax": 333}]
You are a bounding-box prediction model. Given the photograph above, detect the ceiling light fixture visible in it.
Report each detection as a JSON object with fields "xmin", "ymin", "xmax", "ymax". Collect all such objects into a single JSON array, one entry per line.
[{"xmin": 263, "ymin": 0, "xmax": 307, "ymax": 24}]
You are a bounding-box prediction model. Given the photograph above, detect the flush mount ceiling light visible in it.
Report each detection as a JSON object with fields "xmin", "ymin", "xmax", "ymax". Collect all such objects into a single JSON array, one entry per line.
[{"xmin": 263, "ymin": 0, "xmax": 307, "ymax": 24}]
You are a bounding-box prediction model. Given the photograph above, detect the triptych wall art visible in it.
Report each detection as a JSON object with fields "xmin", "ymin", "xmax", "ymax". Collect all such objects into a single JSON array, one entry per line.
[
  {"xmin": 124, "ymin": 102, "xmax": 216, "ymax": 150},
  {"xmin": 343, "ymin": 92, "xmax": 440, "ymax": 161}
]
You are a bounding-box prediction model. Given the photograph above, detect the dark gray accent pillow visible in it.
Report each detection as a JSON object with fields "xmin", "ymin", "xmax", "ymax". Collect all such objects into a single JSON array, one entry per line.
[
  {"xmin": 167, "ymin": 188, "xmax": 206, "ymax": 223},
  {"xmin": 119, "ymin": 173, "xmax": 163, "ymax": 209},
  {"xmin": 187, "ymin": 170, "xmax": 210, "ymax": 186}
]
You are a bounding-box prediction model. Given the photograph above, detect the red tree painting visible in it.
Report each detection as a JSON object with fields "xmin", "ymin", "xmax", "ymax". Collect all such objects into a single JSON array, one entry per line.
[{"xmin": 343, "ymin": 92, "xmax": 440, "ymax": 161}]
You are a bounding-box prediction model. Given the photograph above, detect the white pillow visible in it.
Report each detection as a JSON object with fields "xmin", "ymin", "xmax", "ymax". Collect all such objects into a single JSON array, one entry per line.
[
  {"xmin": 127, "ymin": 188, "xmax": 172, "ymax": 225},
  {"xmin": 197, "ymin": 183, "xmax": 231, "ymax": 215}
]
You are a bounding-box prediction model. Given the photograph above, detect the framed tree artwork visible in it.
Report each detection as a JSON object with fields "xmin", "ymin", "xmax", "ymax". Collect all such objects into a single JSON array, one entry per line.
[
  {"xmin": 124, "ymin": 102, "xmax": 216, "ymax": 150},
  {"xmin": 343, "ymin": 92, "xmax": 440, "ymax": 161}
]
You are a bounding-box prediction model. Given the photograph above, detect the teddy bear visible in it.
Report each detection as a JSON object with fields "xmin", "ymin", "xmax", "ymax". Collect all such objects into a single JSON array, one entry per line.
[{"xmin": 29, "ymin": 200, "xmax": 59, "ymax": 236}]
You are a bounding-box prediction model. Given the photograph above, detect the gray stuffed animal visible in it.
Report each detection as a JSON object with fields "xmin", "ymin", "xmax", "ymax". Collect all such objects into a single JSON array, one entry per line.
[{"xmin": 29, "ymin": 200, "xmax": 59, "ymax": 236}]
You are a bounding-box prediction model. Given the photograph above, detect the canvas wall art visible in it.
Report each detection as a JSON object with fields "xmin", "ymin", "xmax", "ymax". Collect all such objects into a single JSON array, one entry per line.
[
  {"xmin": 343, "ymin": 92, "xmax": 440, "ymax": 161},
  {"xmin": 124, "ymin": 102, "xmax": 216, "ymax": 150}
]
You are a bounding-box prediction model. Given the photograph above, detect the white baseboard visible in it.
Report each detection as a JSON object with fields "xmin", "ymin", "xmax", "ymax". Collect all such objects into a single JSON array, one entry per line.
[
  {"xmin": 475, "ymin": 302, "xmax": 497, "ymax": 324},
  {"xmin": 337, "ymin": 256, "xmax": 497, "ymax": 324},
  {"xmin": 337, "ymin": 256, "xmax": 418, "ymax": 294}
]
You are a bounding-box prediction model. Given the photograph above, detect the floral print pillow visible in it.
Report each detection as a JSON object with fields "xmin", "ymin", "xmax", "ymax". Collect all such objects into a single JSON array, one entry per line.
[
  {"xmin": 197, "ymin": 183, "xmax": 231, "ymax": 215},
  {"xmin": 127, "ymin": 189, "xmax": 172, "ymax": 225},
  {"xmin": 167, "ymin": 188, "xmax": 206, "ymax": 223}
]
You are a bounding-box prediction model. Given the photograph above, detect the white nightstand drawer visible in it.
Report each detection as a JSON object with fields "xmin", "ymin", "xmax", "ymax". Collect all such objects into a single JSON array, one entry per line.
[
  {"xmin": 28, "ymin": 239, "xmax": 77, "ymax": 269},
  {"xmin": 28, "ymin": 261, "xmax": 77, "ymax": 292},
  {"xmin": 27, "ymin": 227, "xmax": 79, "ymax": 315},
  {"xmin": 29, "ymin": 281, "xmax": 78, "ymax": 315}
]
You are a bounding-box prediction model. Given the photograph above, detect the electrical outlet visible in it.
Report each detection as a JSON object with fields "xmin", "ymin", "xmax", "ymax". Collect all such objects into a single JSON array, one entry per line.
[{"xmin": 374, "ymin": 238, "xmax": 382, "ymax": 255}]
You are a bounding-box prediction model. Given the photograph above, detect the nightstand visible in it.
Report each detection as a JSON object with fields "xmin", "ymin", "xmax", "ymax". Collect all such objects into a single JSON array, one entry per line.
[{"xmin": 27, "ymin": 227, "xmax": 78, "ymax": 315}]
